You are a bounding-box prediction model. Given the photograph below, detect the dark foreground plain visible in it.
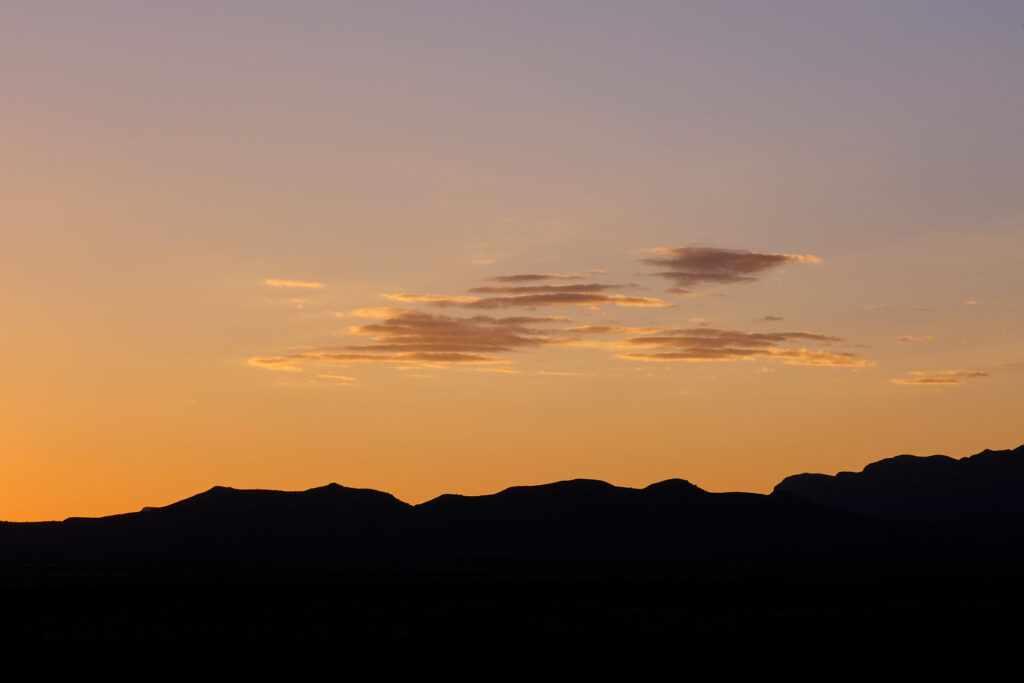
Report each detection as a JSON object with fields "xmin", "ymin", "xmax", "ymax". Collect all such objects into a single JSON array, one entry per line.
[
  {"xmin": 4, "ymin": 445, "xmax": 1024, "ymax": 646},
  {"xmin": 7, "ymin": 563, "xmax": 1024, "ymax": 646}
]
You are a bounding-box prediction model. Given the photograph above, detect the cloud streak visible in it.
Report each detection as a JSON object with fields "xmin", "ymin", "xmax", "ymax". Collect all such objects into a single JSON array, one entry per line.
[
  {"xmin": 640, "ymin": 246, "xmax": 819, "ymax": 293},
  {"xmin": 265, "ymin": 279, "xmax": 325, "ymax": 289},
  {"xmin": 610, "ymin": 328, "xmax": 867, "ymax": 366},
  {"xmin": 384, "ymin": 293, "xmax": 482, "ymax": 304},
  {"xmin": 482, "ymin": 273, "xmax": 591, "ymax": 282},
  {"xmin": 388, "ymin": 292, "xmax": 671, "ymax": 309},
  {"xmin": 249, "ymin": 311, "xmax": 566, "ymax": 368},
  {"xmin": 468, "ymin": 283, "xmax": 625, "ymax": 294},
  {"xmin": 891, "ymin": 369, "xmax": 990, "ymax": 385}
]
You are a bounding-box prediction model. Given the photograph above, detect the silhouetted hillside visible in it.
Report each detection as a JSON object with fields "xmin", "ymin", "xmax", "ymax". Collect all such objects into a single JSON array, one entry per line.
[
  {"xmin": 2, "ymin": 445, "xmax": 1024, "ymax": 568},
  {"xmin": 774, "ymin": 445, "xmax": 1024, "ymax": 529}
]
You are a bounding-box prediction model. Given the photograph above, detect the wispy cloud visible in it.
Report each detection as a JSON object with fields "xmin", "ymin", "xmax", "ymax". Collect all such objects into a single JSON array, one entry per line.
[
  {"xmin": 640, "ymin": 246, "xmax": 819, "ymax": 293},
  {"xmin": 467, "ymin": 283, "xmax": 625, "ymax": 294},
  {"xmin": 384, "ymin": 293, "xmax": 482, "ymax": 304},
  {"xmin": 891, "ymin": 377, "xmax": 961, "ymax": 385},
  {"xmin": 565, "ymin": 325, "xmax": 663, "ymax": 335},
  {"xmin": 247, "ymin": 357, "xmax": 302, "ymax": 372},
  {"xmin": 891, "ymin": 369, "xmax": 990, "ymax": 385},
  {"xmin": 612, "ymin": 328, "xmax": 867, "ymax": 366},
  {"xmin": 482, "ymin": 273, "xmax": 591, "ymax": 282},
  {"xmin": 391, "ymin": 292, "xmax": 671, "ymax": 309},
  {"xmin": 265, "ymin": 279, "xmax": 325, "ymax": 289},
  {"xmin": 896, "ymin": 335, "xmax": 936, "ymax": 343},
  {"xmin": 250, "ymin": 311, "xmax": 564, "ymax": 369},
  {"xmin": 349, "ymin": 307, "xmax": 409, "ymax": 318},
  {"xmin": 251, "ymin": 351, "xmax": 503, "ymax": 366},
  {"xmin": 464, "ymin": 293, "xmax": 670, "ymax": 308},
  {"xmin": 345, "ymin": 311, "xmax": 556, "ymax": 353}
]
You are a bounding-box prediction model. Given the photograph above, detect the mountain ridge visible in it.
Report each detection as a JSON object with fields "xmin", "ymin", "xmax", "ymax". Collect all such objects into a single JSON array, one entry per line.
[{"xmin": 2, "ymin": 445, "xmax": 1023, "ymax": 567}]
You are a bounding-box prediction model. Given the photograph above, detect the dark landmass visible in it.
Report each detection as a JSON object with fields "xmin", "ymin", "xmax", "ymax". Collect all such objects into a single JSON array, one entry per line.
[
  {"xmin": 4, "ymin": 444, "xmax": 1024, "ymax": 643},
  {"xmin": 776, "ymin": 444, "xmax": 1024, "ymax": 525}
]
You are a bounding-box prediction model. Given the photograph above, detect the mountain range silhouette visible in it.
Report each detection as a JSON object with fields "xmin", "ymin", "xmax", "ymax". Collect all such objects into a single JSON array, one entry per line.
[{"xmin": 3, "ymin": 444, "xmax": 1024, "ymax": 567}]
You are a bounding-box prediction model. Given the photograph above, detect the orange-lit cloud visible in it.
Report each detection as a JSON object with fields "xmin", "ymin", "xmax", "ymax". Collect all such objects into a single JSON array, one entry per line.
[
  {"xmin": 345, "ymin": 311, "xmax": 557, "ymax": 353},
  {"xmin": 641, "ymin": 246, "xmax": 820, "ymax": 293},
  {"xmin": 468, "ymin": 283, "xmax": 626, "ymax": 294},
  {"xmin": 247, "ymin": 357, "xmax": 303, "ymax": 371},
  {"xmin": 251, "ymin": 245, "xmax": 870, "ymax": 375},
  {"xmin": 265, "ymin": 279, "xmax": 325, "ymax": 288},
  {"xmin": 891, "ymin": 377, "xmax": 960, "ymax": 385},
  {"xmin": 392, "ymin": 291, "xmax": 671, "ymax": 309},
  {"xmin": 483, "ymin": 273, "xmax": 591, "ymax": 282},
  {"xmin": 565, "ymin": 325, "xmax": 663, "ymax": 335},
  {"xmin": 891, "ymin": 369, "xmax": 990, "ymax": 385},
  {"xmin": 349, "ymin": 307, "xmax": 409, "ymax": 318},
  {"xmin": 467, "ymin": 293, "xmax": 670, "ymax": 308},
  {"xmin": 299, "ymin": 351, "xmax": 501, "ymax": 364},
  {"xmin": 251, "ymin": 311, "xmax": 565, "ymax": 368},
  {"xmin": 612, "ymin": 328, "xmax": 867, "ymax": 366},
  {"xmin": 896, "ymin": 335, "xmax": 936, "ymax": 343},
  {"xmin": 383, "ymin": 293, "xmax": 482, "ymax": 304}
]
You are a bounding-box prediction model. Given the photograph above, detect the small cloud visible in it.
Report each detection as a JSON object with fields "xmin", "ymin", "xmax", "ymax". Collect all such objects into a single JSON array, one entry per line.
[
  {"xmin": 467, "ymin": 283, "xmax": 625, "ymax": 295},
  {"xmin": 317, "ymin": 374, "xmax": 359, "ymax": 386},
  {"xmin": 247, "ymin": 357, "xmax": 303, "ymax": 372},
  {"xmin": 403, "ymin": 291, "xmax": 671, "ymax": 309},
  {"xmin": 349, "ymin": 307, "xmax": 409, "ymax": 318},
  {"xmin": 296, "ymin": 351, "xmax": 504, "ymax": 364},
  {"xmin": 938, "ymin": 369, "xmax": 988, "ymax": 378},
  {"xmin": 539, "ymin": 371, "xmax": 587, "ymax": 377},
  {"xmin": 964, "ymin": 300, "xmax": 978, "ymax": 306},
  {"xmin": 483, "ymin": 273, "xmax": 591, "ymax": 282},
  {"xmin": 256, "ymin": 311, "xmax": 565, "ymax": 369},
  {"xmin": 914, "ymin": 306, "xmax": 936, "ymax": 312},
  {"xmin": 463, "ymin": 293, "xmax": 671, "ymax": 309},
  {"xmin": 384, "ymin": 293, "xmax": 482, "ymax": 304},
  {"xmin": 565, "ymin": 325, "xmax": 663, "ymax": 335},
  {"xmin": 891, "ymin": 377, "xmax": 961, "ymax": 385},
  {"xmin": 620, "ymin": 348, "xmax": 871, "ymax": 366},
  {"xmin": 759, "ymin": 315, "xmax": 784, "ymax": 322},
  {"xmin": 265, "ymin": 279, "xmax": 325, "ymax": 289},
  {"xmin": 640, "ymin": 246, "xmax": 819, "ymax": 293},
  {"xmin": 896, "ymin": 335, "xmax": 936, "ymax": 343},
  {"xmin": 612, "ymin": 328, "xmax": 868, "ymax": 367},
  {"xmin": 892, "ymin": 369, "xmax": 989, "ymax": 385}
]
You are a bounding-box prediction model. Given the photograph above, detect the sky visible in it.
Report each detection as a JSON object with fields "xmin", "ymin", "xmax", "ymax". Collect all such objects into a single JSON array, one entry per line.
[{"xmin": 2, "ymin": 1, "xmax": 1023, "ymax": 521}]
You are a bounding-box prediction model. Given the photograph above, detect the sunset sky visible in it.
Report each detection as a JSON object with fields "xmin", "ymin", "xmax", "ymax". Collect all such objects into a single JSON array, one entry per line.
[{"xmin": 3, "ymin": 1, "xmax": 1023, "ymax": 521}]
